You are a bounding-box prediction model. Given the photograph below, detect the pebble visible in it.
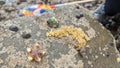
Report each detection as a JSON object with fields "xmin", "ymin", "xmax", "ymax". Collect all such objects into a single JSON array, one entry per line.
[
  {"xmin": 88, "ymin": 49, "xmax": 92, "ymax": 55},
  {"xmin": 76, "ymin": 13, "xmax": 84, "ymax": 19},
  {"xmin": 29, "ymin": 1, "xmax": 36, "ymax": 4},
  {"xmin": 17, "ymin": 0, "xmax": 26, "ymax": 2},
  {"xmin": 5, "ymin": 0, "xmax": 16, "ymax": 4},
  {"xmin": 0, "ymin": 0, "xmax": 5, "ymax": 5},
  {"xmin": 4, "ymin": 7, "xmax": 16, "ymax": 12},
  {"xmin": 103, "ymin": 54, "xmax": 105, "ymax": 57},
  {"xmin": 109, "ymin": 42, "xmax": 114, "ymax": 47},
  {"xmin": 43, "ymin": 0, "xmax": 49, "ymax": 4},
  {"xmin": 16, "ymin": 0, "xmax": 27, "ymax": 4},
  {"xmin": 86, "ymin": 45, "xmax": 90, "ymax": 48},
  {"xmin": 99, "ymin": 47, "xmax": 102, "ymax": 51},
  {"xmin": 117, "ymin": 57, "xmax": 120, "ymax": 63},
  {"xmin": 106, "ymin": 54, "xmax": 110, "ymax": 57},
  {"xmin": 88, "ymin": 61, "xmax": 93, "ymax": 67},
  {"xmin": 100, "ymin": 52, "xmax": 103, "ymax": 55},
  {"xmin": 88, "ymin": 61, "xmax": 92, "ymax": 65},
  {"xmin": 98, "ymin": 1, "xmax": 103, "ymax": 4},
  {"xmin": 85, "ymin": 4, "xmax": 93, "ymax": 9},
  {"xmin": 79, "ymin": 46, "xmax": 86, "ymax": 58},
  {"xmin": 95, "ymin": 55, "xmax": 98, "ymax": 59},
  {"xmin": 91, "ymin": 1, "xmax": 97, "ymax": 6},
  {"xmin": 22, "ymin": 32, "xmax": 31, "ymax": 39},
  {"xmin": 47, "ymin": 17, "xmax": 59, "ymax": 28},
  {"xmin": 9, "ymin": 25, "xmax": 19, "ymax": 32},
  {"xmin": 0, "ymin": 58, "xmax": 3, "ymax": 64},
  {"xmin": 76, "ymin": 6, "xmax": 80, "ymax": 9}
]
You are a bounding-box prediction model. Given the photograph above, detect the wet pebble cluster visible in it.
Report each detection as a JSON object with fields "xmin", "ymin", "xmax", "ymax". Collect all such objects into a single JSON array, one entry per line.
[{"xmin": 9, "ymin": 24, "xmax": 31, "ymax": 39}]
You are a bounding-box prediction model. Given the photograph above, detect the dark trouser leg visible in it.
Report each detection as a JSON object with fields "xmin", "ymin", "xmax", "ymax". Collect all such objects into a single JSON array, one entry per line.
[{"xmin": 104, "ymin": 0, "xmax": 120, "ymax": 16}]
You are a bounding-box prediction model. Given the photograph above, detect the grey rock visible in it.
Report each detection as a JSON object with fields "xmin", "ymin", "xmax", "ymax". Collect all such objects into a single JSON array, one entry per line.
[{"xmin": 0, "ymin": 5, "xmax": 119, "ymax": 68}]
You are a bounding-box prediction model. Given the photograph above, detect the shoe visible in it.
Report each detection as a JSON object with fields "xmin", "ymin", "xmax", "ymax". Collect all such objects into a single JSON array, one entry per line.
[
  {"xmin": 93, "ymin": 4, "xmax": 110, "ymax": 26},
  {"xmin": 93, "ymin": 4, "xmax": 120, "ymax": 31}
]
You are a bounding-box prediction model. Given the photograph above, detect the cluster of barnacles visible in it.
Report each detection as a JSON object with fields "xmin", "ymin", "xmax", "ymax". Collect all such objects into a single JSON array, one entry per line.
[
  {"xmin": 46, "ymin": 26, "xmax": 90, "ymax": 50},
  {"xmin": 27, "ymin": 43, "xmax": 45, "ymax": 62}
]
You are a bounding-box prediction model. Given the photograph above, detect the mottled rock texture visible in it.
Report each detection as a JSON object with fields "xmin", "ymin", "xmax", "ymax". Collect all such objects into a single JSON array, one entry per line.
[{"xmin": 0, "ymin": 5, "xmax": 119, "ymax": 68}]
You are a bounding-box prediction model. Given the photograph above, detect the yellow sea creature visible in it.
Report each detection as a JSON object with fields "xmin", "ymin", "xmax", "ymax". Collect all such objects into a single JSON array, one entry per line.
[{"xmin": 46, "ymin": 26, "xmax": 90, "ymax": 50}]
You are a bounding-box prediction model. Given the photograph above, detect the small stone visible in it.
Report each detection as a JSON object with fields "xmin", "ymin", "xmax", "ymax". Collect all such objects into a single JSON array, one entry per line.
[
  {"xmin": 100, "ymin": 52, "xmax": 103, "ymax": 55},
  {"xmin": 91, "ymin": 1, "xmax": 97, "ymax": 6},
  {"xmin": 44, "ymin": 0, "xmax": 49, "ymax": 4},
  {"xmin": 28, "ymin": 56, "xmax": 33, "ymax": 61},
  {"xmin": 86, "ymin": 45, "xmax": 90, "ymax": 48},
  {"xmin": 76, "ymin": 13, "xmax": 84, "ymax": 19},
  {"xmin": 18, "ymin": 0, "xmax": 26, "ymax": 2},
  {"xmin": 16, "ymin": 0, "xmax": 27, "ymax": 4},
  {"xmin": 85, "ymin": 4, "xmax": 92, "ymax": 9},
  {"xmin": 0, "ymin": 1, "xmax": 5, "ymax": 5},
  {"xmin": 79, "ymin": 46, "xmax": 86, "ymax": 57},
  {"xmin": 106, "ymin": 54, "xmax": 110, "ymax": 57},
  {"xmin": 98, "ymin": 1, "xmax": 103, "ymax": 4},
  {"xmin": 47, "ymin": 17, "xmax": 59, "ymax": 28},
  {"xmin": 27, "ymin": 48, "xmax": 31, "ymax": 52},
  {"xmin": 37, "ymin": 1, "xmax": 44, "ymax": 4},
  {"xmin": 103, "ymin": 54, "xmax": 105, "ymax": 57},
  {"xmin": 22, "ymin": 32, "xmax": 31, "ymax": 39},
  {"xmin": 76, "ymin": 6, "xmax": 80, "ymax": 9},
  {"xmin": 4, "ymin": 6, "xmax": 16, "ymax": 12},
  {"xmin": 109, "ymin": 42, "xmax": 114, "ymax": 47},
  {"xmin": 88, "ymin": 61, "xmax": 92, "ymax": 65},
  {"xmin": 117, "ymin": 57, "xmax": 120, "ymax": 63},
  {"xmin": 9, "ymin": 25, "xmax": 19, "ymax": 32},
  {"xmin": 99, "ymin": 47, "xmax": 102, "ymax": 51},
  {"xmin": 29, "ymin": 1, "xmax": 36, "ymax": 4},
  {"xmin": 95, "ymin": 55, "xmax": 98, "ymax": 59},
  {"xmin": 0, "ymin": 58, "xmax": 3, "ymax": 64},
  {"xmin": 88, "ymin": 49, "xmax": 92, "ymax": 55}
]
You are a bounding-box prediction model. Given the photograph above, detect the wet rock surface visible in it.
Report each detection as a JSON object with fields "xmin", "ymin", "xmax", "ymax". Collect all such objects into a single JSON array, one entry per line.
[{"xmin": 0, "ymin": 5, "xmax": 120, "ymax": 68}]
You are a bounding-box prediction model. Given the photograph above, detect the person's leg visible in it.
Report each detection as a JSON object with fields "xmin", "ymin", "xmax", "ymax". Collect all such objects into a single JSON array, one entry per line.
[
  {"xmin": 93, "ymin": 0, "xmax": 120, "ymax": 27},
  {"xmin": 104, "ymin": 0, "xmax": 120, "ymax": 16},
  {"xmin": 94, "ymin": 0, "xmax": 120, "ymax": 19},
  {"xmin": 93, "ymin": 4, "xmax": 110, "ymax": 26}
]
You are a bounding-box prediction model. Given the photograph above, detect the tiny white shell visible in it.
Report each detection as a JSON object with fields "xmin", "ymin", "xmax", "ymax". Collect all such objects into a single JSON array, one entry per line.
[
  {"xmin": 28, "ymin": 56, "xmax": 33, "ymax": 61},
  {"xmin": 27, "ymin": 48, "xmax": 31, "ymax": 52}
]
